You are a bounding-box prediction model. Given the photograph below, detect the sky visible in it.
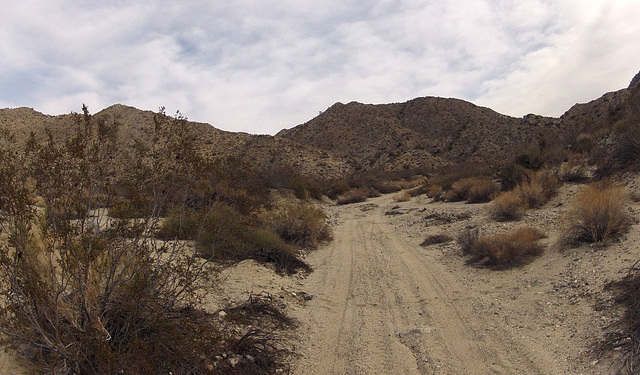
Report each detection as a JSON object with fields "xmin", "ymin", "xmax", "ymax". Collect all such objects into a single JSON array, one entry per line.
[{"xmin": 1, "ymin": 1, "xmax": 639, "ymax": 135}]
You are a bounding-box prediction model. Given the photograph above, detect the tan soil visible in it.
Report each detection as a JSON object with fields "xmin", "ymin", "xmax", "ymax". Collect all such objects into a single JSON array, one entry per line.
[
  {"xmin": 3, "ymin": 183, "xmax": 639, "ymax": 374},
  {"xmin": 286, "ymin": 184, "xmax": 639, "ymax": 374}
]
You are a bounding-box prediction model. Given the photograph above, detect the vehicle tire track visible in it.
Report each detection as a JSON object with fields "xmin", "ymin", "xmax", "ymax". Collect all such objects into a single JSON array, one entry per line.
[{"xmin": 292, "ymin": 196, "xmax": 565, "ymax": 374}]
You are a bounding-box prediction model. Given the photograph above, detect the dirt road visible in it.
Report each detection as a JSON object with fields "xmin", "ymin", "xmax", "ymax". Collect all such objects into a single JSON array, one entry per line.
[{"xmin": 291, "ymin": 195, "xmax": 568, "ymax": 375}]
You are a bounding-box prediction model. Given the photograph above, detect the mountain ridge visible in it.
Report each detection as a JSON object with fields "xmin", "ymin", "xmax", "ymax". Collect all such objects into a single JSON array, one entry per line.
[{"xmin": 2, "ymin": 69, "xmax": 639, "ymax": 181}]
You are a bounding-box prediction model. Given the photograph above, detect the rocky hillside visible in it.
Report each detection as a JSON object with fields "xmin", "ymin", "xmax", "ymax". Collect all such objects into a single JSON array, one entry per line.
[
  {"xmin": 0, "ymin": 104, "xmax": 351, "ymax": 181},
  {"xmin": 278, "ymin": 70, "xmax": 640, "ymax": 175},
  {"xmin": 276, "ymin": 97, "xmax": 560, "ymax": 173},
  {"xmin": 2, "ymin": 70, "xmax": 639, "ymax": 183}
]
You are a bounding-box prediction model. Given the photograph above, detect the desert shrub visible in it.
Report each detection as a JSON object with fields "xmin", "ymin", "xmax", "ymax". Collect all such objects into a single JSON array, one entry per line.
[
  {"xmin": 321, "ymin": 180, "xmax": 350, "ymax": 200},
  {"xmin": 516, "ymin": 178, "xmax": 547, "ymax": 209},
  {"xmin": 189, "ymin": 204, "xmax": 311, "ymax": 274},
  {"xmin": 108, "ymin": 196, "xmax": 155, "ymax": 219},
  {"xmin": 466, "ymin": 178, "xmax": 496, "ymax": 203},
  {"xmin": 246, "ymin": 229, "xmax": 312, "ymax": 275},
  {"xmin": 287, "ymin": 177, "xmax": 309, "ymax": 200},
  {"xmin": 305, "ymin": 180, "xmax": 324, "ymax": 200},
  {"xmin": 444, "ymin": 178, "xmax": 476, "ymax": 202},
  {"xmin": 265, "ymin": 204, "xmax": 332, "ymax": 248},
  {"xmin": 561, "ymin": 183, "xmax": 630, "ymax": 245},
  {"xmin": 560, "ymin": 155, "xmax": 590, "ymax": 183},
  {"xmin": 515, "ymin": 133, "xmax": 566, "ymax": 171},
  {"xmin": 393, "ymin": 191, "xmax": 412, "ymax": 202},
  {"xmin": 427, "ymin": 185, "xmax": 443, "ymax": 200},
  {"xmin": 496, "ymin": 163, "xmax": 532, "ymax": 191},
  {"xmin": 430, "ymin": 163, "xmax": 492, "ymax": 191},
  {"xmin": 397, "ymin": 177, "xmax": 424, "ymax": 190},
  {"xmin": 445, "ymin": 177, "xmax": 495, "ymax": 203},
  {"xmin": 594, "ymin": 131, "xmax": 640, "ymax": 178},
  {"xmin": 373, "ymin": 180, "xmax": 402, "ymax": 194},
  {"xmin": 336, "ymin": 188, "xmax": 369, "ymax": 205},
  {"xmin": 420, "ymin": 234, "xmax": 453, "ymax": 247},
  {"xmin": 368, "ymin": 188, "xmax": 382, "ymax": 198},
  {"xmin": 408, "ymin": 185, "xmax": 427, "ymax": 197},
  {"xmin": 490, "ymin": 190, "xmax": 526, "ymax": 221},
  {"xmin": 156, "ymin": 206, "xmax": 204, "ymax": 240},
  {"xmin": 602, "ymin": 262, "xmax": 640, "ymax": 374},
  {"xmin": 457, "ymin": 227, "xmax": 480, "ymax": 255},
  {"xmin": 463, "ymin": 228, "xmax": 546, "ymax": 268},
  {"xmin": 0, "ymin": 107, "xmax": 230, "ymax": 374}
]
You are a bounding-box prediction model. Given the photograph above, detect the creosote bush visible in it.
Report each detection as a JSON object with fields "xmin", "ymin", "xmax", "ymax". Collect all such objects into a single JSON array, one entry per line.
[
  {"xmin": 265, "ymin": 204, "xmax": 332, "ymax": 249},
  {"xmin": 159, "ymin": 204, "xmax": 312, "ymax": 275},
  {"xmin": 459, "ymin": 227, "xmax": 546, "ymax": 268},
  {"xmin": 561, "ymin": 183, "xmax": 630, "ymax": 246},
  {"xmin": 0, "ymin": 106, "xmax": 296, "ymax": 374}
]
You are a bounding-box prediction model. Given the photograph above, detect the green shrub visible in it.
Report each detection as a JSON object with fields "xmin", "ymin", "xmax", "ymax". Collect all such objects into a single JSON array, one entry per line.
[
  {"xmin": 156, "ymin": 207, "xmax": 203, "ymax": 240},
  {"xmin": 266, "ymin": 204, "xmax": 332, "ymax": 248},
  {"xmin": 189, "ymin": 204, "xmax": 311, "ymax": 274},
  {"xmin": 562, "ymin": 183, "xmax": 630, "ymax": 245},
  {"xmin": 420, "ymin": 234, "xmax": 453, "ymax": 247},
  {"xmin": 0, "ymin": 107, "xmax": 298, "ymax": 374}
]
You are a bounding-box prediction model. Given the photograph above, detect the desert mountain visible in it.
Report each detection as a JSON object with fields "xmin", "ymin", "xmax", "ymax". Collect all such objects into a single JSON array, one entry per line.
[
  {"xmin": 0, "ymin": 104, "xmax": 351, "ymax": 181},
  {"xmin": 277, "ymin": 98, "xmax": 559, "ymax": 173},
  {"xmin": 1, "ymin": 70, "xmax": 639, "ymax": 183},
  {"xmin": 278, "ymin": 70, "xmax": 640, "ymax": 175}
]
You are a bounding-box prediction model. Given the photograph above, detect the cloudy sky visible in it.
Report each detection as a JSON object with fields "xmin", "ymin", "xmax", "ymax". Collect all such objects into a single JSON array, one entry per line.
[{"xmin": 1, "ymin": 1, "xmax": 639, "ymax": 134}]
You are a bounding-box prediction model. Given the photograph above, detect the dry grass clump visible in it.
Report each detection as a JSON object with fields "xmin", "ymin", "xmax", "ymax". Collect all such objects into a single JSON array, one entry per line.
[
  {"xmin": 420, "ymin": 234, "xmax": 453, "ymax": 247},
  {"xmin": 561, "ymin": 183, "xmax": 630, "ymax": 245},
  {"xmin": 427, "ymin": 185, "xmax": 444, "ymax": 201},
  {"xmin": 490, "ymin": 190, "xmax": 526, "ymax": 221},
  {"xmin": 489, "ymin": 171, "xmax": 559, "ymax": 221},
  {"xmin": 560, "ymin": 156, "xmax": 590, "ymax": 183},
  {"xmin": 444, "ymin": 177, "xmax": 496, "ymax": 203},
  {"xmin": 393, "ymin": 191, "xmax": 412, "ymax": 202},
  {"xmin": 466, "ymin": 178, "xmax": 497, "ymax": 203},
  {"xmin": 336, "ymin": 187, "xmax": 370, "ymax": 205},
  {"xmin": 373, "ymin": 180, "xmax": 402, "ymax": 194},
  {"xmin": 458, "ymin": 227, "xmax": 546, "ymax": 268}
]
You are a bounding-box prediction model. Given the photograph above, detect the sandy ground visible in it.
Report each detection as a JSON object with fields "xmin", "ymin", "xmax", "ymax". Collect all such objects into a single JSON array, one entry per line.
[
  {"xmin": 3, "ymin": 183, "xmax": 640, "ymax": 374},
  {"xmin": 265, "ymin": 184, "xmax": 639, "ymax": 374}
]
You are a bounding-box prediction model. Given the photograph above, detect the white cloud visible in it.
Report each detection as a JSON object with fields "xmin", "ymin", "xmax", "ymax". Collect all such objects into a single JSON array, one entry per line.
[{"xmin": 0, "ymin": 0, "xmax": 638, "ymax": 134}]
